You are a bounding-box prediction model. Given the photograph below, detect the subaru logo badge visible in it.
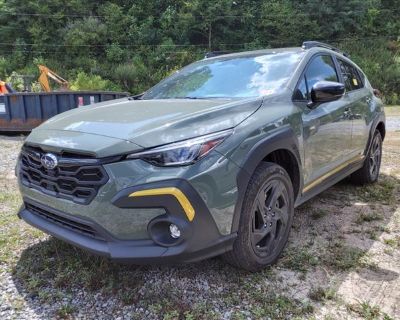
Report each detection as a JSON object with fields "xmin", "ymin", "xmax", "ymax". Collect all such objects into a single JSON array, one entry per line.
[{"xmin": 41, "ymin": 153, "xmax": 58, "ymax": 170}]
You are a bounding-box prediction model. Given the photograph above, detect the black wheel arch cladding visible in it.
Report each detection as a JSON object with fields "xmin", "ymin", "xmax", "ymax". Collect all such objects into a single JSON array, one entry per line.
[{"xmin": 231, "ymin": 127, "xmax": 302, "ymax": 234}]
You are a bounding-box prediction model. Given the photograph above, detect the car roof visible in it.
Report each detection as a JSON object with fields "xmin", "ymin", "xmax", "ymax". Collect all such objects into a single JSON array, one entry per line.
[
  {"xmin": 204, "ymin": 47, "xmax": 304, "ymax": 60},
  {"xmin": 205, "ymin": 46, "xmax": 349, "ymax": 60}
]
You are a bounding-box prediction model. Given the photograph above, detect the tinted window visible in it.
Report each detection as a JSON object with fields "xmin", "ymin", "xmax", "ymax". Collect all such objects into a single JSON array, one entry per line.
[
  {"xmin": 142, "ymin": 51, "xmax": 305, "ymax": 99},
  {"xmin": 305, "ymin": 55, "xmax": 338, "ymax": 91},
  {"xmin": 293, "ymin": 75, "xmax": 308, "ymax": 100},
  {"xmin": 337, "ymin": 59, "xmax": 363, "ymax": 91},
  {"xmin": 294, "ymin": 55, "xmax": 338, "ymax": 101}
]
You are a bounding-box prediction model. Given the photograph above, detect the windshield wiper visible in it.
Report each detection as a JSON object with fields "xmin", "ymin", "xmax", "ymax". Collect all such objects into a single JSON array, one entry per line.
[
  {"xmin": 171, "ymin": 96, "xmax": 205, "ymax": 99},
  {"xmin": 127, "ymin": 93, "xmax": 145, "ymax": 100},
  {"xmin": 172, "ymin": 96, "xmax": 232, "ymax": 100}
]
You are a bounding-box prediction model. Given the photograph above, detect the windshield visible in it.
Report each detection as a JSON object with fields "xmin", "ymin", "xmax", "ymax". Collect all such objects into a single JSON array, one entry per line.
[{"xmin": 142, "ymin": 51, "xmax": 304, "ymax": 99}]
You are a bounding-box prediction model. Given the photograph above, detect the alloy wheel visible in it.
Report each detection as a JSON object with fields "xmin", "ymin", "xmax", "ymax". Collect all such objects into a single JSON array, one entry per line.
[
  {"xmin": 250, "ymin": 179, "xmax": 289, "ymax": 257},
  {"xmin": 369, "ymin": 134, "xmax": 381, "ymax": 179}
]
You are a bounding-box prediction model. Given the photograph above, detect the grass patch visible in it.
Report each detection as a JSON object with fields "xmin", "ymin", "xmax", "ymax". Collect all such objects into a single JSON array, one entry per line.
[
  {"xmin": 280, "ymin": 248, "xmax": 319, "ymax": 272},
  {"xmin": 56, "ymin": 304, "xmax": 75, "ymax": 319},
  {"xmin": 355, "ymin": 178, "xmax": 396, "ymax": 204},
  {"xmin": 346, "ymin": 301, "xmax": 390, "ymax": 320},
  {"xmin": 383, "ymin": 237, "xmax": 399, "ymax": 248},
  {"xmin": 310, "ymin": 208, "xmax": 328, "ymax": 220},
  {"xmin": 246, "ymin": 291, "xmax": 313, "ymax": 319},
  {"xmin": 323, "ymin": 242, "xmax": 366, "ymax": 271},
  {"xmin": 308, "ymin": 286, "xmax": 336, "ymax": 302},
  {"xmin": 355, "ymin": 212, "xmax": 384, "ymax": 224},
  {"xmin": 366, "ymin": 230, "xmax": 378, "ymax": 240}
]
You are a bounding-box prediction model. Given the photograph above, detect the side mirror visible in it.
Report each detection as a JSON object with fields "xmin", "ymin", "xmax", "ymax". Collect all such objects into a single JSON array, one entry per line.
[{"xmin": 309, "ymin": 81, "xmax": 345, "ymax": 107}]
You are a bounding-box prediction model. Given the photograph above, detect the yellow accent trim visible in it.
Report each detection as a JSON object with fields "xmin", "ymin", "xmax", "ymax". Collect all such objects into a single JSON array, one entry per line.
[
  {"xmin": 129, "ymin": 187, "xmax": 195, "ymax": 221},
  {"xmin": 302, "ymin": 154, "xmax": 365, "ymax": 193}
]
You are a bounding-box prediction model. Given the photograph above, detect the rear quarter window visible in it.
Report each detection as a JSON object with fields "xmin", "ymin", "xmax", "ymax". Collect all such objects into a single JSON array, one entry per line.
[{"xmin": 337, "ymin": 59, "xmax": 364, "ymax": 91}]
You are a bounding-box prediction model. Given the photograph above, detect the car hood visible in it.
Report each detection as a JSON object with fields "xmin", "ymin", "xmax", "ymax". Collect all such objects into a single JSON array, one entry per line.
[{"xmin": 34, "ymin": 97, "xmax": 263, "ymax": 148}]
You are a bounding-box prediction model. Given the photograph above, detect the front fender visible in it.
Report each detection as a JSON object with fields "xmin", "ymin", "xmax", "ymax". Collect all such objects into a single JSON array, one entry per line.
[{"xmin": 229, "ymin": 126, "xmax": 303, "ymax": 233}]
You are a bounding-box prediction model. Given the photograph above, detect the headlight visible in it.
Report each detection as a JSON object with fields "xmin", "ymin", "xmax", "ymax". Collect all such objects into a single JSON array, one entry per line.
[{"xmin": 126, "ymin": 129, "xmax": 233, "ymax": 166}]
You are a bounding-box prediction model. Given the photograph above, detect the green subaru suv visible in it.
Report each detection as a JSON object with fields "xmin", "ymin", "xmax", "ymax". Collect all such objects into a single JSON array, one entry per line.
[{"xmin": 17, "ymin": 41, "xmax": 385, "ymax": 271}]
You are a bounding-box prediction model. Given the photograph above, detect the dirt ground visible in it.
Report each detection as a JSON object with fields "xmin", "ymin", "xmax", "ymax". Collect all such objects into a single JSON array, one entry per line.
[{"xmin": 0, "ymin": 107, "xmax": 399, "ymax": 320}]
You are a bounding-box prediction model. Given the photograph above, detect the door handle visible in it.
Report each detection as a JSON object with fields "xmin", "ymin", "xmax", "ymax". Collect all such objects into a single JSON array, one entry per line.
[
  {"xmin": 309, "ymin": 125, "xmax": 317, "ymax": 134},
  {"xmin": 343, "ymin": 108, "xmax": 353, "ymax": 120}
]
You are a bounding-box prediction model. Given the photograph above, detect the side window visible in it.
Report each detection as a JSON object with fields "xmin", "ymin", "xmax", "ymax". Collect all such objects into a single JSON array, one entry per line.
[
  {"xmin": 305, "ymin": 55, "xmax": 338, "ymax": 91},
  {"xmin": 337, "ymin": 59, "xmax": 363, "ymax": 91},
  {"xmin": 293, "ymin": 75, "xmax": 308, "ymax": 100},
  {"xmin": 294, "ymin": 55, "xmax": 338, "ymax": 101}
]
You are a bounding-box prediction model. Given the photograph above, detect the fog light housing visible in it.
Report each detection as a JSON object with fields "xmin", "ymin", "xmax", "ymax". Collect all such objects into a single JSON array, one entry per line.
[{"xmin": 169, "ymin": 223, "xmax": 181, "ymax": 239}]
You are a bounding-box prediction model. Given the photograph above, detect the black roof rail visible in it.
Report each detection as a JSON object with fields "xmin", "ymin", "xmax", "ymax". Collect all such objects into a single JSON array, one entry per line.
[
  {"xmin": 204, "ymin": 51, "xmax": 232, "ymax": 59},
  {"xmin": 302, "ymin": 41, "xmax": 350, "ymax": 57}
]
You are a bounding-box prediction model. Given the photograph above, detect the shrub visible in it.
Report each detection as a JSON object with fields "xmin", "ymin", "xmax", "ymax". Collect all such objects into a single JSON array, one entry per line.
[{"xmin": 70, "ymin": 72, "xmax": 120, "ymax": 91}]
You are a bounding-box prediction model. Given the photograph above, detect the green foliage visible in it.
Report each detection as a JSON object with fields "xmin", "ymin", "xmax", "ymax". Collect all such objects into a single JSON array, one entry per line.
[
  {"xmin": 0, "ymin": 0, "xmax": 398, "ymax": 100},
  {"xmin": 70, "ymin": 72, "xmax": 120, "ymax": 91},
  {"xmin": 339, "ymin": 39, "xmax": 400, "ymax": 104},
  {"xmin": 113, "ymin": 59, "xmax": 148, "ymax": 92},
  {"xmin": 0, "ymin": 56, "xmax": 8, "ymax": 77},
  {"xmin": 5, "ymin": 72, "xmax": 25, "ymax": 91}
]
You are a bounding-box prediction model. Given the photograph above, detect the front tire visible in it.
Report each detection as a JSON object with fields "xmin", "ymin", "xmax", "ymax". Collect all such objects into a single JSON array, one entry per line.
[
  {"xmin": 223, "ymin": 162, "xmax": 294, "ymax": 271},
  {"xmin": 350, "ymin": 130, "xmax": 382, "ymax": 185}
]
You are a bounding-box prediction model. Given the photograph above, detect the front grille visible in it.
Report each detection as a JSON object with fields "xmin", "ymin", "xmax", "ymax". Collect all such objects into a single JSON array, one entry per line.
[
  {"xmin": 25, "ymin": 202, "xmax": 104, "ymax": 240},
  {"xmin": 19, "ymin": 145, "xmax": 109, "ymax": 205}
]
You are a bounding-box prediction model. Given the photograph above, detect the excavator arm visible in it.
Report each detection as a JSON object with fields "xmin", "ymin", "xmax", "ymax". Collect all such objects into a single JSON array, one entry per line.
[{"xmin": 38, "ymin": 65, "xmax": 69, "ymax": 92}]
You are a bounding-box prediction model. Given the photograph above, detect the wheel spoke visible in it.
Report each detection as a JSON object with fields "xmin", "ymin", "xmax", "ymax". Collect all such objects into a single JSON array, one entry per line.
[
  {"xmin": 254, "ymin": 192, "xmax": 269, "ymax": 228},
  {"xmin": 273, "ymin": 206, "xmax": 288, "ymax": 224},
  {"xmin": 269, "ymin": 220, "xmax": 277, "ymax": 240},
  {"xmin": 370, "ymin": 156, "xmax": 376, "ymax": 167},
  {"xmin": 252, "ymin": 228, "xmax": 270, "ymax": 245},
  {"xmin": 265, "ymin": 181, "xmax": 283, "ymax": 209},
  {"xmin": 255, "ymin": 198, "xmax": 267, "ymax": 222}
]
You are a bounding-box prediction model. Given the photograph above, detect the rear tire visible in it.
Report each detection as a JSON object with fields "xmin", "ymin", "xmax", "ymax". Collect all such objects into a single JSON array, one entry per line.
[
  {"xmin": 350, "ymin": 130, "xmax": 382, "ymax": 185},
  {"xmin": 223, "ymin": 162, "xmax": 294, "ymax": 271}
]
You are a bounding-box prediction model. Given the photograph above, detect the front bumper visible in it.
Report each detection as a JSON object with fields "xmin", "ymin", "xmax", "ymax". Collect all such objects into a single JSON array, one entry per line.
[{"xmin": 18, "ymin": 179, "xmax": 237, "ymax": 263}]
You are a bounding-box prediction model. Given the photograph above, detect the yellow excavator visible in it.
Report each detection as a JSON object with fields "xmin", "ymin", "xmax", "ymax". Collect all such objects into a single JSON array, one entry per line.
[{"xmin": 38, "ymin": 65, "xmax": 69, "ymax": 92}]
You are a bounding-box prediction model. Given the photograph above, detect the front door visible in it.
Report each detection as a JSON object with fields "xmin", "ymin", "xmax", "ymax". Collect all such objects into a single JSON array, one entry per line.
[{"xmin": 295, "ymin": 54, "xmax": 354, "ymax": 186}]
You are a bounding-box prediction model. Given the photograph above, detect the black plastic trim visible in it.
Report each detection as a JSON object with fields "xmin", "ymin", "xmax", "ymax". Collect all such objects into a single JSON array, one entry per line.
[
  {"xmin": 19, "ymin": 146, "xmax": 111, "ymax": 205},
  {"xmin": 302, "ymin": 41, "xmax": 350, "ymax": 57},
  {"xmin": 112, "ymin": 179, "xmax": 229, "ymax": 252},
  {"xmin": 365, "ymin": 113, "xmax": 386, "ymax": 155},
  {"xmin": 22, "ymin": 198, "xmax": 117, "ymax": 241},
  {"xmin": 231, "ymin": 127, "xmax": 302, "ymax": 233},
  {"xmin": 295, "ymin": 159, "xmax": 364, "ymax": 206}
]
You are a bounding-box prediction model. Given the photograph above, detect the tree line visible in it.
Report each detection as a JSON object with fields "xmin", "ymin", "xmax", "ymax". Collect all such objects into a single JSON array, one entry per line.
[{"xmin": 0, "ymin": 0, "xmax": 399, "ymax": 104}]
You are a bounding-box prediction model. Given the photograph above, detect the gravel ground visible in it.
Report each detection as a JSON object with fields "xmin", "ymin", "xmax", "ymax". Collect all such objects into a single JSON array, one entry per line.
[{"xmin": 0, "ymin": 108, "xmax": 399, "ymax": 319}]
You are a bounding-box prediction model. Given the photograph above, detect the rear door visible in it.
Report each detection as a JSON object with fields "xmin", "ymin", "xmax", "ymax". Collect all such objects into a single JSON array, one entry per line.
[
  {"xmin": 335, "ymin": 58, "xmax": 372, "ymax": 155},
  {"xmin": 294, "ymin": 54, "xmax": 353, "ymax": 186}
]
